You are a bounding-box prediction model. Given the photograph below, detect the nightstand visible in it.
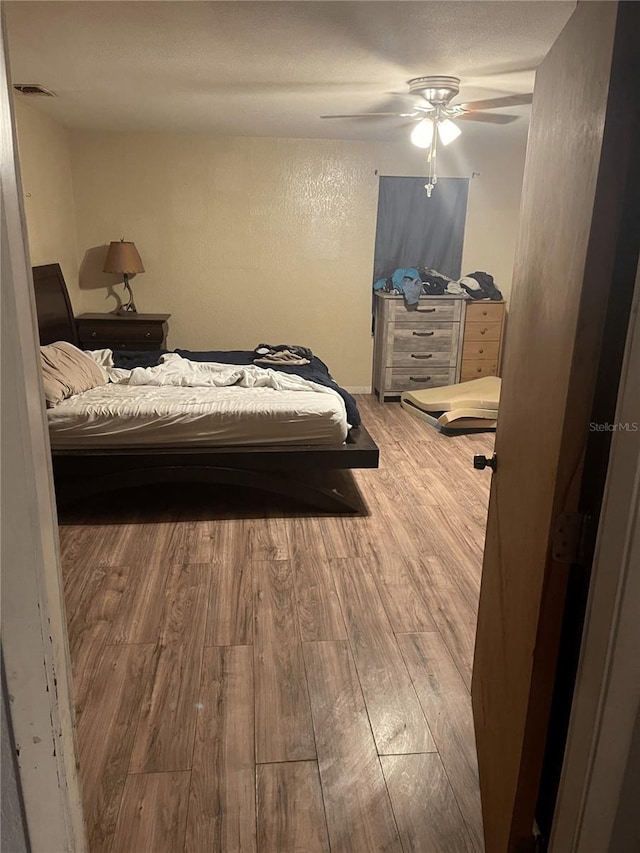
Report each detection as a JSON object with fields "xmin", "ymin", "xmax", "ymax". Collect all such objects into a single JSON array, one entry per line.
[{"xmin": 75, "ymin": 313, "xmax": 170, "ymax": 351}]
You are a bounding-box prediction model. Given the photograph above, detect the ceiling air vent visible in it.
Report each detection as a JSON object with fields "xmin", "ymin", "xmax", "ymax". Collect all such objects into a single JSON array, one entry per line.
[{"xmin": 13, "ymin": 84, "xmax": 56, "ymax": 97}]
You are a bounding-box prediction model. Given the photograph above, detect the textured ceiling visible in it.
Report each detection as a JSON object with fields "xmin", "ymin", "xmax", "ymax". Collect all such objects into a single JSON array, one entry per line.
[{"xmin": 6, "ymin": 1, "xmax": 575, "ymax": 142}]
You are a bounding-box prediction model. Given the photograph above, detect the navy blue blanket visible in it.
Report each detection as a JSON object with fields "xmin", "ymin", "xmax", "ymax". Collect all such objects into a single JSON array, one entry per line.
[{"xmin": 112, "ymin": 349, "xmax": 361, "ymax": 427}]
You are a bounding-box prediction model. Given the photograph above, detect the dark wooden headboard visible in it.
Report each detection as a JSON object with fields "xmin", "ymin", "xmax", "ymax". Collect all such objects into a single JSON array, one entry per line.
[{"xmin": 32, "ymin": 263, "xmax": 79, "ymax": 346}]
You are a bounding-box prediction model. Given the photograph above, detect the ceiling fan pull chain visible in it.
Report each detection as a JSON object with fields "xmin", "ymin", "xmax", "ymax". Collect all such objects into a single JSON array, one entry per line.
[{"xmin": 426, "ymin": 106, "xmax": 439, "ymax": 196}]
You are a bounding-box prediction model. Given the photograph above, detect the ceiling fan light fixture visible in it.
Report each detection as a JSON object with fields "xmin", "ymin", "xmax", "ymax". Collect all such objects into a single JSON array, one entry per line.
[
  {"xmin": 437, "ymin": 118, "xmax": 462, "ymax": 146},
  {"xmin": 319, "ymin": 74, "xmax": 532, "ymax": 197},
  {"xmin": 411, "ymin": 118, "xmax": 434, "ymax": 149}
]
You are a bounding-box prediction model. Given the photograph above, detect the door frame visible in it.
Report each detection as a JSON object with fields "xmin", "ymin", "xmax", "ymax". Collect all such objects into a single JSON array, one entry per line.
[
  {"xmin": 550, "ymin": 267, "xmax": 640, "ymax": 852},
  {"xmin": 1, "ymin": 10, "xmax": 86, "ymax": 851},
  {"xmin": 471, "ymin": 2, "xmax": 640, "ymax": 848}
]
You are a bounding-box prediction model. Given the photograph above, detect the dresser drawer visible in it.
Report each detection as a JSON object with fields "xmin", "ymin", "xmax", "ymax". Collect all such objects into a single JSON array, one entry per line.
[
  {"xmin": 462, "ymin": 340, "xmax": 500, "ymax": 361},
  {"xmin": 391, "ymin": 327, "xmax": 458, "ymax": 367},
  {"xmin": 78, "ymin": 322, "xmax": 165, "ymax": 344},
  {"xmin": 383, "ymin": 367, "xmax": 457, "ymax": 393},
  {"xmin": 464, "ymin": 320, "xmax": 502, "ymax": 342},
  {"xmin": 391, "ymin": 350, "xmax": 456, "ymax": 368},
  {"xmin": 464, "ymin": 302, "xmax": 504, "ymax": 323},
  {"xmin": 461, "ymin": 360, "xmax": 499, "ymax": 381},
  {"xmin": 390, "ymin": 299, "xmax": 462, "ymax": 324},
  {"xmin": 83, "ymin": 339, "xmax": 161, "ymax": 352}
]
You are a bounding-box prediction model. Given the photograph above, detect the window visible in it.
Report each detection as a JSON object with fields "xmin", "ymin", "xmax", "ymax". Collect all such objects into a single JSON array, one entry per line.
[{"xmin": 373, "ymin": 176, "xmax": 469, "ymax": 282}]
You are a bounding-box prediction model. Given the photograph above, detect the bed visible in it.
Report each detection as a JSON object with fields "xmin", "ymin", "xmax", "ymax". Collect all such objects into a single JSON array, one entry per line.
[{"xmin": 33, "ymin": 263, "xmax": 379, "ymax": 512}]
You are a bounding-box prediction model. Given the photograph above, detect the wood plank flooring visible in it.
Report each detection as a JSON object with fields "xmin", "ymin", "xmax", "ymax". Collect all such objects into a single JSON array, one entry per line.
[{"xmin": 58, "ymin": 396, "xmax": 493, "ymax": 852}]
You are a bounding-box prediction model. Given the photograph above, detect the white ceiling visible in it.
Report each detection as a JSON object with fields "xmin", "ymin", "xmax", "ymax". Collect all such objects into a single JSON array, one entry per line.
[{"xmin": 6, "ymin": 1, "xmax": 575, "ymax": 142}]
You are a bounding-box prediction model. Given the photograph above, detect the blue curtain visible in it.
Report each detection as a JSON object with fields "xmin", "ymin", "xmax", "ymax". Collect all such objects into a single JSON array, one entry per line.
[{"xmin": 373, "ymin": 176, "xmax": 469, "ymax": 282}]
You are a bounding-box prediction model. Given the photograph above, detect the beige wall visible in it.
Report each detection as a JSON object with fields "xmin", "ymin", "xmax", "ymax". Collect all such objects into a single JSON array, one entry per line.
[
  {"xmin": 69, "ymin": 129, "xmax": 527, "ymax": 388},
  {"xmin": 13, "ymin": 100, "xmax": 81, "ymax": 313},
  {"xmin": 12, "ymin": 102, "xmax": 527, "ymax": 387},
  {"xmin": 458, "ymin": 135, "xmax": 527, "ymax": 302},
  {"xmin": 70, "ymin": 133, "xmax": 379, "ymax": 388}
]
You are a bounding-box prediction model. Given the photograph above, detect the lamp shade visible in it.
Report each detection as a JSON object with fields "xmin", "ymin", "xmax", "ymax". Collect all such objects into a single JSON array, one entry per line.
[{"xmin": 103, "ymin": 241, "xmax": 145, "ymax": 275}]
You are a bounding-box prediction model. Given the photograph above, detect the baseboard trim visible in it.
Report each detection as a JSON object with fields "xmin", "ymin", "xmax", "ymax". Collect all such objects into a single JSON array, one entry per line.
[{"xmin": 344, "ymin": 386, "xmax": 372, "ymax": 394}]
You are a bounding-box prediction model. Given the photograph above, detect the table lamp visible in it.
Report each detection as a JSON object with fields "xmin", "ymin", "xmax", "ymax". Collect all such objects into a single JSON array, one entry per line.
[{"xmin": 103, "ymin": 239, "xmax": 145, "ymax": 314}]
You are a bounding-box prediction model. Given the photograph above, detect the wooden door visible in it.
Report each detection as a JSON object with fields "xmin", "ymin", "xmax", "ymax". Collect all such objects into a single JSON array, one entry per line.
[
  {"xmin": 1, "ymin": 15, "xmax": 86, "ymax": 850},
  {"xmin": 471, "ymin": 3, "xmax": 640, "ymax": 851}
]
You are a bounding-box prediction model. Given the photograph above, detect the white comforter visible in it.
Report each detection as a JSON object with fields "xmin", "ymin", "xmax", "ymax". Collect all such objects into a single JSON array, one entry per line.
[
  {"xmin": 124, "ymin": 353, "xmax": 339, "ymax": 395},
  {"xmin": 47, "ymin": 352, "xmax": 349, "ymax": 448}
]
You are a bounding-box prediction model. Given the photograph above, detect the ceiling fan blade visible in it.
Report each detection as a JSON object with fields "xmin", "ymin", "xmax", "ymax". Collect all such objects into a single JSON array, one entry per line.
[
  {"xmin": 320, "ymin": 112, "xmax": 407, "ymax": 119},
  {"xmin": 457, "ymin": 93, "xmax": 533, "ymax": 111},
  {"xmin": 456, "ymin": 112, "xmax": 520, "ymax": 124}
]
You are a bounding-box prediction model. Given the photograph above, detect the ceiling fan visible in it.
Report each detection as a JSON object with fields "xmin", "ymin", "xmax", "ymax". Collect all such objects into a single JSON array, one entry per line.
[{"xmin": 321, "ymin": 76, "xmax": 533, "ymax": 196}]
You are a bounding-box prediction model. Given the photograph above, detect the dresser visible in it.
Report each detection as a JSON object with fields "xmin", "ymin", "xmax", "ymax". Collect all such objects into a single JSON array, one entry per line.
[
  {"xmin": 373, "ymin": 292, "xmax": 465, "ymax": 401},
  {"xmin": 373, "ymin": 293, "xmax": 507, "ymax": 400},
  {"xmin": 459, "ymin": 301, "xmax": 505, "ymax": 381},
  {"xmin": 76, "ymin": 313, "xmax": 170, "ymax": 351}
]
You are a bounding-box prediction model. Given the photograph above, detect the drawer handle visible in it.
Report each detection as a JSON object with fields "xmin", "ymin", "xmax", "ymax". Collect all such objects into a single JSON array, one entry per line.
[
  {"xmin": 411, "ymin": 353, "xmax": 432, "ymax": 359},
  {"xmin": 480, "ymin": 328, "xmax": 487, "ymax": 335},
  {"xmin": 482, "ymin": 310, "xmax": 488, "ymax": 316},
  {"xmin": 145, "ymin": 332, "xmax": 151, "ymax": 338},
  {"xmin": 477, "ymin": 367, "xmax": 483, "ymax": 373},
  {"xmin": 410, "ymin": 376, "xmax": 431, "ymax": 382},
  {"xmin": 478, "ymin": 348, "xmax": 484, "ymax": 354},
  {"xmin": 90, "ymin": 331, "xmax": 97, "ymax": 338},
  {"xmin": 416, "ymin": 307, "xmax": 436, "ymax": 313},
  {"xmin": 412, "ymin": 331, "xmax": 434, "ymax": 337}
]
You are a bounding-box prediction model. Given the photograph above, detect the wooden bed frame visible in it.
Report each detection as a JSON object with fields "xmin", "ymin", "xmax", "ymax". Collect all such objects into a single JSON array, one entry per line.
[{"xmin": 32, "ymin": 264, "xmax": 379, "ymax": 512}]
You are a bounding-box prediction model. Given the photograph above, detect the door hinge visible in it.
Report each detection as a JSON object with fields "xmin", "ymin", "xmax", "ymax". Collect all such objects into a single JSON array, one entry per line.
[
  {"xmin": 514, "ymin": 830, "xmax": 547, "ymax": 853},
  {"xmin": 551, "ymin": 512, "xmax": 589, "ymax": 564}
]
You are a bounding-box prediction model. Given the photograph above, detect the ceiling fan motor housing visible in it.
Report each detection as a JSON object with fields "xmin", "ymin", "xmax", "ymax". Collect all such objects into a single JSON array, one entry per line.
[{"xmin": 407, "ymin": 75, "xmax": 460, "ymax": 105}]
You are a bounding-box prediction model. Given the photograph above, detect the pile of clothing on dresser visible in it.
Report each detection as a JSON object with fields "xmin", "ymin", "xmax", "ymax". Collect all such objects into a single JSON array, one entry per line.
[{"xmin": 373, "ymin": 267, "xmax": 503, "ymax": 305}]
